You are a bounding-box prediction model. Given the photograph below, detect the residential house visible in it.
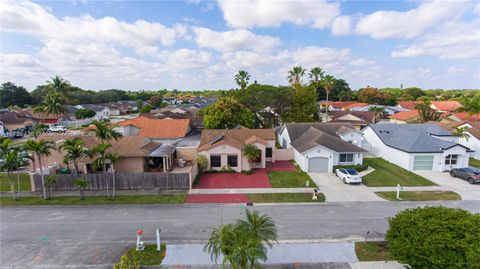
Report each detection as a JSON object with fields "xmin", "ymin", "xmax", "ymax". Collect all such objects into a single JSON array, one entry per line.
[
  {"xmin": 397, "ymin": 100, "xmax": 463, "ymax": 113},
  {"xmin": 277, "ymin": 123, "xmax": 366, "ymax": 173},
  {"xmin": 341, "ymin": 103, "xmax": 368, "ymax": 110},
  {"xmin": 324, "ymin": 111, "xmax": 377, "ymax": 129},
  {"xmin": 198, "ymin": 127, "xmax": 277, "ymax": 172},
  {"xmin": 318, "ymin": 101, "xmax": 357, "ymax": 111},
  {"xmin": 162, "ymin": 97, "xmax": 177, "ymax": 105},
  {"xmin": 351, "ymin": 105, "xmax": 411, "ymax": 116},
  {"xmin": 363, "ymin": 123, "xmax": 471, "ymax": 172},
  {"xmin": 117, "ymin": 115, "xmax": 198, "ymax": 163},
  {"xmin": 460, "ymin": 128, "xmax": 480, "ymax": 160},
  {"xmin": 397, "ymin": 101, "xmax": 418, "ymax": 110},
  {"xmin": 35, "ymin": 135, "xmax": 179, "ymax": 173},
  {"xmin": 389, "ymin": 110, "xmax": 421, "ymax": 123},
  {"xmin": 21, "ymin": 109, "xmax": 61, "ymax": 125},
  {"xmin": 0, "ymin": 110, "xmax": 36, "ymax": 131},
  {"xmin": 80, "ymin": 104, "xmax": 110, "ymax": 119}
]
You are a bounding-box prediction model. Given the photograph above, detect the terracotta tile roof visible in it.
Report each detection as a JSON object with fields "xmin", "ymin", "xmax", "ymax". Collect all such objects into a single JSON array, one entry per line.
[
  {"xmin": 198, "ymin": 126, "xmax": 275, "ymax": 151},
  {"xmin": 389, "ymin": 110, "xmax": 420, "ymax": 121},
  {"xmin": 397, "ymin": 101, "xmax": 418, "ymax": 110},
  {"xmin": 118, "ymin": 116, "xmax": 190, "ymax": 138},
  {"xmin": 450, "ymin": 112, "xmax": 480, "ymax": 122},
  {"xmin": 431, "ymin": 101, "xmax": 463, "ymax": 112},
  {"xmin": 38, "ymin": 135, "xmax": 160, "ymax": 157},
  {"xmin": 342, "ymin": 103, "xmax": 368, "ymax": 110}
]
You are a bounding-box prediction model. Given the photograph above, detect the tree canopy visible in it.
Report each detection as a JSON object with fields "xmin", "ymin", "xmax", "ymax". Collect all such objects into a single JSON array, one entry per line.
[
  {"xmin": 0, "ymin": 82, "xmax": 32, "ymax": 107},
  {"xmin": 203, "ymin": 97, "xmax": 255, "ymax": 129}
]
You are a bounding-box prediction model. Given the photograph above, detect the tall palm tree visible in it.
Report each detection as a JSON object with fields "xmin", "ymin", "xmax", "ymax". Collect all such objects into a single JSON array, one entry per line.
[
  {"xmin": 234, "ymin": 70, "xmax": 250, "ymax": 90},
  {"xmin": 308, "ymin": 67, "xmax": 325, "ymax": 88},
  {"xmin": 287, "ymin": 66, "xmax": 306, "ymax": 87},
  {"xmin": 320, "ymin": 75, "xmax": 336, "ymax": 122},
  {"xmin": 43, "ymin": 91, "xmax": 67, "ymax": 118},
  {"xmin": 91, "ymin": 143, "xmax": 112, "ymax": 198},
  {"xmin": 59, "ymin": 137, "xmax": 89, "ymax": 176},
  {"xmin": 24, "ymin": 139, "xmax": 56, "ymax": 200},
  {"xmin": 243, "ymin": 144, "xmax": 261, "ymax": 171},
  {"xmin": 452, "ymin": 126, "xmax": 470, "ymax": 141},
  {"xmin": 106, "ymin": 152, "xmax": 122, "ymax": 199},
  {"xmin": 92, "ymin": 121, "xmax": 122, "ymax": 143},
  {"xmin": 47, "ymin": 75, "xmax": 70, "ymax": 94}
]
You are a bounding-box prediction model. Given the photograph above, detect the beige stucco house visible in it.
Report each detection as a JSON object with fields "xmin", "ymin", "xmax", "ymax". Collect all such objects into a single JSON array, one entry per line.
[{"xmin": 197, "ymin": 127, "xmax": 277, "ymax": 172}]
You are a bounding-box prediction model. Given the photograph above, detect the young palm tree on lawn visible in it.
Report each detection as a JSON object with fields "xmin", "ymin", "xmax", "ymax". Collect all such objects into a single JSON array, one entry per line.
[
  {"xmin": 91, "ymin": 143, "xmax": 113, "ymax": 198},
  {"xmin": 24, "ymin": 139, "xmax": 56, "ymax": 200},
  {"xmin": 287, "ymin": 66, "xmax": 306, "ymax": 87},
  {"xmin": 106, "ymin": 152, "xmax": 122, "ymax": 199},
  {"xmin": 243, "ymin": 144, "xmax": 261, "ymax": 172},
  {"xmin": 59, "ymin": 137, "xmax": 89, "ymax": 176},
  {"xmin": 320, "ymin": 75, "xmax": 336, "ymax": 122},
  {"xmin": 235, "ymin": 70, "xmax": 251, "ymax": 90},
  {"xmin": 0, "ymin": 149, "xmax": 22, "ymax": 200},
  {"xmin": 74, "ymin": 178, "xmax": 88, "ymax": 200}
]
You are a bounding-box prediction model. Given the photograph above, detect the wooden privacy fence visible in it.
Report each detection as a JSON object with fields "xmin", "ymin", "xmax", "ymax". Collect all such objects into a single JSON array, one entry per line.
[
  {"xmin": 32, "ymin": 172, "xmax": 190, "ymax": 191},
  {"xmin": 275, "ymin": 148, "xmax": 293, "ymax": 161}
]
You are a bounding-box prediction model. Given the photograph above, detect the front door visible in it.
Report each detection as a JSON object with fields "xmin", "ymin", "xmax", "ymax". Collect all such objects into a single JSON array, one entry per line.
[{"xmin": 251, "ymin": 150, "xmax": 262, "ymax": 168}]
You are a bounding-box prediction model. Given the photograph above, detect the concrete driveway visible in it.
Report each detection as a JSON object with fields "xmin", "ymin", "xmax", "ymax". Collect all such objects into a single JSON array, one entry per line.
[
  {"xmin": 309, "ymin": 173, "xmax": 385, "ymax": 202},
  {"xmin": 415, "ymin": 171, "xmax": 480, "ymax": 200}
]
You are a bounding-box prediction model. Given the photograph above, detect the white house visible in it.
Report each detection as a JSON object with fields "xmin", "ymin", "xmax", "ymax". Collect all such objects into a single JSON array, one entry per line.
[
  {"xmin": 198, "ymin": 127, "xmax": 276, "ymax": 172},
  {"xmin": 277, "ymin": 123, "xmax": 366, "ymax": 173},
  {"xmin": 459, "ymin": 128, "xmax": 480, "ymax": 160},
  {"xmin": 363, "ymin": 123, "xmax": 471, "ymax": 172}
]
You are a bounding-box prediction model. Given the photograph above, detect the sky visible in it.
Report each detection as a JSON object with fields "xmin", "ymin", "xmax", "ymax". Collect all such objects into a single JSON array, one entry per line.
[{"xmin": 1, "ymin": 0, "xmax": 479, "ymax": 92}]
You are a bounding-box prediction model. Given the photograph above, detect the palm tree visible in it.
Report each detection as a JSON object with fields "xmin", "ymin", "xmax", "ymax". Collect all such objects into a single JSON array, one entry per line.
[
  {"xmin": 204, "ymin": 210, "xmax": 278, "ymax": 269},
  {"xmin": 92, "ymin": 121, "xmax": 122, "ymax": 143},
  {"xmin": 368, "ymin": 106, "xmax": 386, "ymax": 121},
  {"xmin": 0, "ymin": 137, "xmax": 12, "ymax": 156},
  {"xmin": 457, "ymin": 95, "xmax": 480, "ymax": 119},
  {"xmin": 106, "ymin": 152, "xmax": 122, "ymax": 199},
  {"xmin": 59, "ymin": 137, "xmax": 88, "ymax": 176},
  {"xmin": 287, "ymin": 66, "xmax": 306, "ymax": 87},
  {"xmin": 45, "ymin": 175, "xmax": 57, "ymax": 200},
  {"xmin": 452, "ymin": 126, "xmax": 470, "ymax": 141},
  {"xmin": 415, "ymin": 99, "xmax": 441, "ymax": 123},
  {"xmin": 30, "ymin": 123, "xmax": 47, "ymax": 138},
  {"xmin": 74, "ymin": 178, "xmax": 88, "ymax": 200},
  {"xmin": 320, "ymin": 75, "xmax": 336, "ymax": 122},
  {"xmin": 235, "ymin": 70, "xmax": 250, "ymax": 90},
  {"xmin": 43, "ymin": 91, "xmax": 67, "ymax": 118},
  {"xmin": 91, "ymin": 143, "xmax": 112, "ymax": 198},
  {"xmin": 47, "ymin": 75, "xmax": 70, "ymax": 94},
  {"xmin": 308, "ymin": 67, "xmax": 325, "ymax": 88},
  {"xmin": 243, "ymin": 144, "xmax": 261, "ymax": 171},
  {"xmin": 24, "ymin": 139, "xmax": 56, "ymax": 200},
  {"xmin": 0, "ymin": 149, "xmax": 21, "ymax": 200}
]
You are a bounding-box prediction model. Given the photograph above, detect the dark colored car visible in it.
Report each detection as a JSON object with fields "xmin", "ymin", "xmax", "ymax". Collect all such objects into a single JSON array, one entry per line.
[{"xmin": 450, "ymin": 167, "xmax": 480, "ymax": 184}]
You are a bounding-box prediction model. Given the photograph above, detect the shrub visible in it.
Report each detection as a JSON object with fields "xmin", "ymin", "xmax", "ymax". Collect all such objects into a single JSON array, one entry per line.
[
  {"xmin": 74, "ymin": 108, "xmax": 96, "ymax": 119},
  {"xmin": 333, "ymin": 164, "xmax": 368, "ymax": 172},
  {"xmin": 196, "ymin": 155, "xmax": 208, "ymax": 173},
  {"xmin": 114, "ymin": 252, "xmax": 140, "ymax": 269},
  {"xmin": 386, "ymin": 206, "xmax": 480, "ymax": 269},
  {"xmin": 242, "ymin": 170, "xmax": 254, "ymax": 175},
  {"xmin": 192, "ymin": 174, "xmax": 201, "ymax": 186}
]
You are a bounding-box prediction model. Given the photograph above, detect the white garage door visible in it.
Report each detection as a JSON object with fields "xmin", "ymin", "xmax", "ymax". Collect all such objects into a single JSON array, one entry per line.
[
  {"xmin": 413, "ymin": 156, "xmax": 434, "ymax": 171},
  {"xmin": 308, "ymin": 157, "xmax": 329, "ymax": 172}
]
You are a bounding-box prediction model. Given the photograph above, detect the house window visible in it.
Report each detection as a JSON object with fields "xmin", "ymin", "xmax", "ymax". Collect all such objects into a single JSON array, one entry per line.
[
  {"xmin": 445, "ymin": 154, "xmax": 458, "ymax": 165},
  {"xmin": 227, "ymin": 155, "xmax": 238, "ymax": 167},
  {"xmin": 266, "ymin": 148, "xmax": 272, "ymax": 158},
  {"xmin": 210, "ymin": 155, "xmax": 221, "ymax": 167},
  {"xmin": 339, "ymin": 154, "xmax": 354, "ymax": 163}
]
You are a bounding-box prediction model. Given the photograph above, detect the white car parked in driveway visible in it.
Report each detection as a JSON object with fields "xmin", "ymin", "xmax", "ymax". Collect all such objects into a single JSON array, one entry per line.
[
  {"xmin": 48, "ymin": 125, "xmax": 67, "ymax": 133},
  {"xmin": 335, "ymin": 168, "xmax": 363, "ymax": 184}
]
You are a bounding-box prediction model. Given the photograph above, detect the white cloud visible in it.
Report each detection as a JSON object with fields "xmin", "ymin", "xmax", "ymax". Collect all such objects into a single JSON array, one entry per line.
[
  {"xmin": 221, "ymin": 50, "xmax": 289, "ymax": 69},
  {"xmin": 291, "ymin": 46, "xmax": 351, "ymax": 67},
  {"xmin": 391, "ymin": 20, "xmax": 480, "ymax": 60},
  {"xmin": 355, "ymin": 1, "xmax": 470, "ymax": 39},
  {"xmin": 447, "ymin": 66, "xmax": 467, "ymax": 73},
  {"xmin": 331, "ymin": 16, "xmax": 352, "ymax": 36},
  {"xmin": 349, "ymin": 58, "xmax": 375, "ymax": 66},
  {"xmin": 217, "ymin": 0, "xmax": 339, "ymax": 29},
  {"xmin": 193, "ymin": 27, "xmax": 280, "ymax": 52}
]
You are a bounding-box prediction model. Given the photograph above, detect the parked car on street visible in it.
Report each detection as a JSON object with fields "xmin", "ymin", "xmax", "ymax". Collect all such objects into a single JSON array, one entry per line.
[
  {"xmin": 48, "ymin": 125, "xmax": 67, "ymax": 133},
  {"xmin": 335, "ymin": 168, "xmax": 363, "ymax": 184},
  {"xmin": 450, "ymin": 167, "xmax": 480, "ymax": 184}
]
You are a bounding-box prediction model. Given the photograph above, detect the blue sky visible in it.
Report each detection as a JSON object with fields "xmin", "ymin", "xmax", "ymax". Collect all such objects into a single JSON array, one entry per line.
[{"xmin": 1, "ymin": 0, "xmax": 479, "ymax": 91}]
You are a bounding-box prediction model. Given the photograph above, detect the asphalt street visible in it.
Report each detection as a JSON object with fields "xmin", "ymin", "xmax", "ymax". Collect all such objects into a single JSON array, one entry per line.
[{"xmin": 1, "ymin": 200, "xmax": 479, "ymax": 268}]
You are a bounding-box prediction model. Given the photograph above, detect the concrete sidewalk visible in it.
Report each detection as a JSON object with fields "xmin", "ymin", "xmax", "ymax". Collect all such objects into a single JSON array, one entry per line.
[
  {"xmin": 162, "ymin": 243, "xmax": 358, "ymax": 265},
  {"xmin": 189, "ymin": 188, "xmax": 313, "ymax": 194}
]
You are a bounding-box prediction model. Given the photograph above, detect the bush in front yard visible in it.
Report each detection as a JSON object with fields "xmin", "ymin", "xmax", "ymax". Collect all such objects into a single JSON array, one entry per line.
[
  {"xmin": 386, "ymin": 206, "xmax": 480, "ymax": 269},
  {"xmin": 333, "ymin": 164, "xmax": 368, "ymax": 172}
]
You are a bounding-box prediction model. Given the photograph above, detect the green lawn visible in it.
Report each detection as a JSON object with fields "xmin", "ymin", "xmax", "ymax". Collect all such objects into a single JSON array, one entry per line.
[
  {"xmin": 248, "ymin": 193, "xmax": 325, "ymax": 203},
  {"xmin": 0, "ymin": 173, "xmax": 31, "ymax": 192},
  {"xmin": 355, "ymin": 242, "xmax": 392, "ymax": 261},
  {"xmin": 470, "ymin": 158, "xmax": 480, "ymax": 168},
  {"xmin": 267, "ymin": 171, "xmax": 317, "ymax": 188},
  {"xmin": 0, "ymin": 194, "xmax": 186, "ymax": 206},
  {"xmin": 116, "ymin": 244, "xmax": 166, "ymax": 266},
  {"xmin": 375, "ymin": 191, "xmax": 461, "ymax": 201},
  {"xmin": 363, "ymin": 158, "xmax": 436, "ymax": 187}
]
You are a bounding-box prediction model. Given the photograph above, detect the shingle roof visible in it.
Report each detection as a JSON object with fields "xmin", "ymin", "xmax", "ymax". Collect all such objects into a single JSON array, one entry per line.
[
  {"xmin": 468, "ymin": 128, "xmax": 480, "ymax": 141},
  {"xmin": 284, "ymin": 123, "xmax": 365, "ymax": 153},
  {"xmin": 369, "ymin": 123, "xmax": 468, "ymax": 153},
  {"xmin": 0, "ymin": 111, "xmax": 35, "ymax": 124},
  {"xmin": 118, "ymin": 116, "xmax": 190, "ymax": 138},
  {"xmin": 328, "ymin": 111, "xmax": 376, "ymax": 124},
  {"xmin": 198, "ymin": 126, "xmax": 275, "ymax": 151}
]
